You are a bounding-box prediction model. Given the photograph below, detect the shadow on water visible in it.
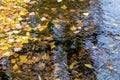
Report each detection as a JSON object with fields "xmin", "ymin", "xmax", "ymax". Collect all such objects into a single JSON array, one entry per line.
[{"xmin": 0, "ymin": 0, "xmax": 98, "ymax": 80}]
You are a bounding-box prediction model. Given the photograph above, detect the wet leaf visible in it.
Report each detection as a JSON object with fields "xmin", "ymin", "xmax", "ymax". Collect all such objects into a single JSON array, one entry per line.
[
  {"xmin": 57, "ymin": 0, "xmax": 62, "ymax": 2},
  {"xmin": 55, "ymin": 78, "xmax": 60, "ymax": 80},
  {"xmin": 84, "ymin": 27, "xmax": 89, "ymax": 31},
  {"xmin": 84, "ymin": 64, "xmax": 93, "ymax": 69},
  {"xmin": 11, "ymin": 59, "xmax": 16, "ymax": 64},
  {"xmin": 70, "ymin": 26, "xmax": 77, "ymax": 31},
  {"xmin": 39, "ymin": 22, "xmax": 48, "ymax": 32},
  {"xmin": 17, "ymin": 70, "xmax": 22, "ymax": 73},
  {"xmin": 39, "ymin": 63, "xmax": 45, "ymax": 70},
  {"xmin": 50, "ymin": 43, "xmax": 56, "ymax": 49},
  {"xmin": 0, "ymin": 46, "xmax": 9, "ymax": 50},
  {"xmin": 83, "ymin": 12, "xmax": 89, "ymax": 16},
  {"xmin": 13, "ymin": 64, "xmax": 19, "ymax": 70},
  {"xmin": 69, "ymin": 61, "xmax": 78, "ymax": 69},
  {"xmin": 19, "ymin": 55, "xmax": 27, "ymax": 63},
  {"xmin": 61, "ymin": 5, "xmax": 67, "ymax": 10}
]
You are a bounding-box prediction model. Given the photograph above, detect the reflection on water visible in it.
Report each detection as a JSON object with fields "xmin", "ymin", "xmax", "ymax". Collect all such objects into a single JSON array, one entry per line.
[{"xmin": 87, "ymin": 0, "xmax": 120, "ymax": 80}]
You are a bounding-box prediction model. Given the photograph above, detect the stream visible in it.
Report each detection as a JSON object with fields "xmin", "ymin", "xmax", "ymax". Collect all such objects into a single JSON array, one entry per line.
[
  {"xmin": 0, "ymin": 0, "xmax": 120, "ymax": 80},
  {"xmin": 86, "ymin": 0, "xmax": 120, "ymax": 80}
]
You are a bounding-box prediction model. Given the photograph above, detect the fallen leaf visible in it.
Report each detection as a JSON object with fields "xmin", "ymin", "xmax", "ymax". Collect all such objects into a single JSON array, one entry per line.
[
  {"xmin": 13, "ymin": 64, "xmax": 19, "ymax": 70},
  {"xmin": 39, "ymin": 22, "xmax": 48, "ymax": 31},
  {"xmin": 57, "ymin": 0, "xmax": 62, "ymax": 2},
  {"xmin": 69, "ymin": 61, "xmax": 78, "ymax": 69},
  {"xmin": 50, "ymin": 43, "xmax": 56, "ymax": 49},
  {"xmin": 61, "ymin": 5, "xmax": 67, "ymax": 10},
  {"xmin": 84, "ymin": 64, "xmax": 93, "ymax": 69},
  {"xmin": 70, "ymin": 26, "xmax": 77, "ymax": 31},
  {"xmin": 11, "ymin": 59, "xmax": 16, "ymax": 64},
  {"xmin": 84, "ymin": 27, "xmax": 89, "ymax": 31},
  {"xmin": 83, "ymin": 12, "xmax": 89, "ymax": 16},
  {"xmin": 19, "ymin": 55, "xmax": 27, "ymax": 63}
]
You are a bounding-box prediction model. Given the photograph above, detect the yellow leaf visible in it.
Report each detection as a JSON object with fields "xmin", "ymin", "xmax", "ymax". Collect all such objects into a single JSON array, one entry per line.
[
  {"xmin": 13, "ymin": 53, "xmax": 19, "ymax": 58},
  {"xmin": 50, "ymin": 43, "xmax": 56, "ymax": 49},
  {"xmin": 11, "ymin": 59, "xmax": 16, "ymax": 64},
  {"xmin": 61, "ymin": 5, "xmax": 67, "ymax": 9},
  {"xmin": 55, "ymin": 78, "xmax": 60, "ymax": 80},
  {"xmin": 42, "ymin": 54, "xmax": 50, "ymax": 60},
  {"xmin": 0, "ymin": 46, "xmax": 9, "ymax": 50},
  {"xmin": 3, "ymin": 51, "xmax": 13, "ymax": 57},
  {"xmin": 39, "ymin": 22, "xmax": 48, "ymax": 32},
  {"xmin": 69, "ymin": 61, "xmax": 78, "ymax": 69},
  {"xmin": 83, "ymin": 12, "xmax": 89, "ymax": 16},
  {"xmin": 84, "ymin": 27, "xmax": 89, "ymax": 31},
  {"xmin": 24, "ymin": 26, "xmax": 32, "ymax": 31},
  {"xmin": 17, "ymin": 70, "xmax": 22, "ymax": 73},
  {"xmin": 19, "ymin": 9, "xmax": 28, "ymax": 16},
  {"xmin": 19, "ymin": 55, "xmax": 27, "ymax": 63},
  {"xmin": 84, "ymin": 64, "xmax": 93, "ymax": 69},
  {"xmin": 70, "ymin": 26, "xmax": 77, "ymax": 31},
  {"xmin": 13, "ymin": 64, "xmax": 19, "ymax": 70}
]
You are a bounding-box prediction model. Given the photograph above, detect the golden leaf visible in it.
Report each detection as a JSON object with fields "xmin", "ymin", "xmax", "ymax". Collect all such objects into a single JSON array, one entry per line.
[
  {"xmin": 55, "ymin": 78, "xmax": 60, "ymax": 80},
  {"xmin": 61, "ymin": 5, "xmax": 67, "ymax": 10},
  {"xmin": 70, "ymin": 26, "xmax": 77, "ymax": 31},
  {"xmin": 17, "ymin": 70, "xmax": 22, "ymax": 73},
  {"xmin": 19, "ymin": 9, "xmax": 28, "ymax": 16},
  {"xmin": 84, "ymin": 27, "xmax": 89, "ymax": 31},
  {"xmin": 11, "ymin": 59, "xmax": 16, "ymax": 64},
  {"xmin": 69, "ymin": 61, "xmax": 78, "ymax": 69},
  {"xmin": 84, "ymin": 64, "xmax": 93, "ymax": 69},
  {"xmin": 19, "ymin": 55, "xmax": 27, "ymax": 63},
  {"xmin": 3, "ymin": 51, "xmax": 13, "ymax": 57},
  {"xmin": 39, "ymin": 22, "xmax": 48, "ymax": 32},
  {"xmin": 13, "ymin": 64, "xmax": 19, "ymax": 70},
  {"xmin": 0, "ymin": 46, "xmax": 9, "ymax": 50},
  {"xmin": 50, "ymin": 43, "xmax": 56, "ymax": 49}
]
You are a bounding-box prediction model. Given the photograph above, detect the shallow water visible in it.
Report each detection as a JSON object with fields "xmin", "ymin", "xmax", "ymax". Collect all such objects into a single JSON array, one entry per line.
[{"xmin": 87, "ymin": 0, "xmax": 120, "ymax": 80}]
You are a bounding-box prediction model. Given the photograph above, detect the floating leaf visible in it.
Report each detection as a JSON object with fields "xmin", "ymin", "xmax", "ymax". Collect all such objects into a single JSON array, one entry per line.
[
  {"xmin": 11, "ymin": 59, "xmax": 16, "ymax": 64},
  {"xmin": 0, "ymin": 46, "xmax": 9, "ymax": 50},
  {"xmin": 39, "ymin": 22, "xmax": 48, "ymax": 32},
  {"xmin": 84, "ymin": 64, "xmax": 93, "ymax": 69},
  {"xmin": 50, "ymin": 43, "xmax": 56, "ymax": 49},
  {"xmin": 61, "ymin": 5, "xmax": 67, "ymax": 10},
  {"xmin": 84, "ymin": 27, "xmax": 89, "ymax": 31},
  {"xmin": 17, "ymin": 70, "xmax": 22, "ymax": 73},
  {"xmin": 13, "ymin": 64, "xmax": 19, "ymax": 70},
  {"xmin": 70, "ymin": 26, "xmax": 77, "ymax": 31},
  {"xmin": 55, "ymin": 78, "xmax": 60, "ymax": 80},
  {"xmin": 69, "ymin": 61, "xmax": 78, "ymax": 69},
  {"xmin": 19, "ymin": 55, "xmax": 27, "ymax": 63},
  {"xmin": 57, "ymin": 0, "xmax": 62, "ymax": 2},
  {"xmin": 83, "ymin": 12, "xmax": 89, "ymax": 16}
]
